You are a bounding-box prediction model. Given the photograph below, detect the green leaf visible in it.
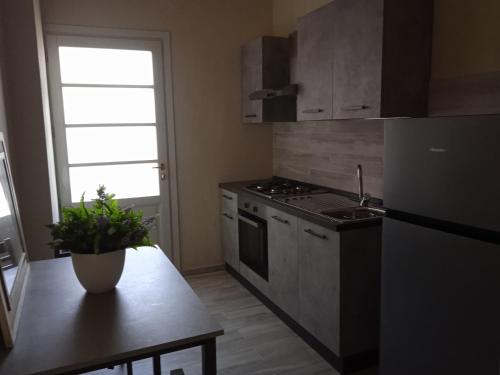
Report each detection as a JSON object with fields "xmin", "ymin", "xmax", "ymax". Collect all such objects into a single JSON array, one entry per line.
[{"xmin": 47, "ymin": 185, "xmax": 155, "ymax": 255}]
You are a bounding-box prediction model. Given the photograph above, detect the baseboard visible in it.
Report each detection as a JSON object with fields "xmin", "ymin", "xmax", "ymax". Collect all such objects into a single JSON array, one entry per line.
[
  {"xmin": 225, "ymin": 263, "xmax": 378, "ymax": 374},
  {"xmin": 181, "ymin": 264, "xmax": 225, "ymax": 276}
]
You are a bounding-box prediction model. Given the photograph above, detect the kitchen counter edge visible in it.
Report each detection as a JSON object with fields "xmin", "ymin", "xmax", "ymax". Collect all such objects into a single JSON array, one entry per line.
[{"xmin": 219, "ymin": 181, "xmax": 382, "ymax": 232}]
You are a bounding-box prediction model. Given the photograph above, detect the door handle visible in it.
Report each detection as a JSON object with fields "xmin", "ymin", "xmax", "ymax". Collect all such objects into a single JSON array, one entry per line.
[
  {"xmin": 304, "ymin": 229, "xmax": 328, "ymax": 240},
  {"xmin": 152, "ymin": 163, "xmax": 166, "ymax": 170},
  {"xmin": 302, "ymin": 108, "xmax": 324, "ymax": 114},
  {"xmin": 342, "ymin": 105, "xmax": 368, "ymax": 111},
  {"xmin": 222, "ymin": 213, "xmax": 234, "ymax": 221},
  {"xmin": 271, "ymin": 215, "xmax": 289, "ymax": 225},
  {"xmin": 153, "ymin": 163, "xmax": 167, "ymax": 180},
  {"xmin": 238, "ymin": 215, "xmax": 260, "ymax": 228}
]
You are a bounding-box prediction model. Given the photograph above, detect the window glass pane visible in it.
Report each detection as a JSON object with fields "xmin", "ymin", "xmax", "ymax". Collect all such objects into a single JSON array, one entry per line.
[
  {"xmin": 66, "ymin": 126, "xmax": 158, "ymax": 164},
  {"xmin": 62, "ymin": 87, "xmax": 156, "ymax": 124},
  {"xmin": 69, "ymin": 163, "xmax": 159, "ymax": 202},
  {"xmin": 59, "ymin": 47, "xmax": 154, "ymax": 85}
]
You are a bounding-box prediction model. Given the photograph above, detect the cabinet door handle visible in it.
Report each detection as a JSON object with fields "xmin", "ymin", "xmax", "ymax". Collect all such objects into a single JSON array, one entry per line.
[
  {"xmin": 342, "ymin": 105, "xmax": 368, "ymax": 111},
  {"xmin": 304, "ymin": 229, "xmax": 328, "ymax": 240},
  {"xmin": 222, "ymin": 194, "xmax": 233, "ymax": 201},
  {"xmin": 302, "ymin": 108, "xmax": 324, "ymax": 114},
  {"xmin": 223, "ymin": 213, "xmax": 234, "ymax": 221},
  {"xmin": 244, "ymin": 114, "xmax": 257, "ymax": 118},
  {"xmin": 272, "ymin": 215, "xmax": 289, "ymax": 225}
]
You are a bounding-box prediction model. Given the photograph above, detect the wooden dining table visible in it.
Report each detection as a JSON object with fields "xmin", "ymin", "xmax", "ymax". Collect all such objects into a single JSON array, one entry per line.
[{"xmin": 0, "ymin": 247, "xmax": 224, "ymax": 374}]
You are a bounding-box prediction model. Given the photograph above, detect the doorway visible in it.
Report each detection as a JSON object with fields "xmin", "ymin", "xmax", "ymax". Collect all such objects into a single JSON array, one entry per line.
[{"xmin": 45, "ymin": 26, "xmax": 180, "ymax": 266}]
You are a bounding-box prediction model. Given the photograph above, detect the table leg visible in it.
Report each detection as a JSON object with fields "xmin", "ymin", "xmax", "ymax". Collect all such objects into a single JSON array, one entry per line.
[
  {"xmin": 201, "ymin": 338, "xmax": 217, "ymax": 375},
  {"xmin": 126, "ymin": 361, "xmax": 133, "ymax": 375},
  {"xmin": 153, "ymin": 355, "xmax": 162, "ymax": 375}
]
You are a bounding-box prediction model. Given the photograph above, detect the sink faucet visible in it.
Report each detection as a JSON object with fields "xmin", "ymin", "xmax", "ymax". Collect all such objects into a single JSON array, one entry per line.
[{"xmin": 357, "ymin": 164, "xmax": 371, "ymax": 207}]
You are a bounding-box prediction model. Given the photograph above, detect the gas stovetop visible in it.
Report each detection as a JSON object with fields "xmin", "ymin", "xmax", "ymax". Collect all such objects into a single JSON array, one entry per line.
[{"xmin": 244, "ymin": 177, "xmax": 329, "ymax": 199}]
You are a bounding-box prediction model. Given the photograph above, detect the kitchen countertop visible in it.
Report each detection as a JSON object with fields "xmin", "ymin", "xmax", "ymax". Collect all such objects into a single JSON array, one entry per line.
[{"xmin": 219, "ymin": 180, "xmax": 383, "ymax": 232}]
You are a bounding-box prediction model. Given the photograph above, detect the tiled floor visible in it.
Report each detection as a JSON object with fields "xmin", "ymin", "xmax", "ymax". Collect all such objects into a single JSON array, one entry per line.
[{"xmin": 92, "ymin": 271, "xmax": 377, "ymax": 375}]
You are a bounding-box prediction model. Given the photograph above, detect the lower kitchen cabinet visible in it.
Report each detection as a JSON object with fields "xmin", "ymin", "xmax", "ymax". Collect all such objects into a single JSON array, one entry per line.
[
  {"xmin": 267, "ymin": 207, "xmax": 299, "ymax": 320},
  {"xmin": 298, "ymin": 219, "xmax": 341, "ymax": 354},
  {"xmin": 220, "ymin": 189, "xmax": 239, "ymax": 270},
  {"xmin": 337, "ymin": 226, "xmax": 381, "ymax": 356},
  {"xmin": 219, "ymin": 188, "xmax": 381, "ymax": 369},
  {"xmin": 297, "ymin": 219, "xmax": 382, "ymax": 357}
]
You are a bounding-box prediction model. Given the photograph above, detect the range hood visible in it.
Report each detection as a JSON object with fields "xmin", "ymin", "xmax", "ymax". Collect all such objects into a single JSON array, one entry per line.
[{"xmin": 248, "ymin": 84, "xmax": 298, "ymax": 100}]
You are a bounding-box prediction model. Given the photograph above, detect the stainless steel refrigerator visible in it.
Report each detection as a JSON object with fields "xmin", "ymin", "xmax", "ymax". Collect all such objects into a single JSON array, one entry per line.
[{"xmin": 380, "ymin": 116, "xmax": 500, "ymax": 375}]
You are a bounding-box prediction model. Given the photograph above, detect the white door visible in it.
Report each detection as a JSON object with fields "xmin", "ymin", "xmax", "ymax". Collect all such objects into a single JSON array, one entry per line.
[{"xmin": 46, "ymin": 34, "xmax": 173, "ymax": 257}]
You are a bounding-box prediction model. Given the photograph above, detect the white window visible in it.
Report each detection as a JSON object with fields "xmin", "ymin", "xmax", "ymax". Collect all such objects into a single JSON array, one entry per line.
[{"xmin": 47, "ymin": 36, "xmax": 168, "ymax": 204}]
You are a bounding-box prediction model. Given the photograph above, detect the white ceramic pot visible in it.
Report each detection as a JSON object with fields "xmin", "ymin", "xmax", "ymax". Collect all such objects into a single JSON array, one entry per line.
[{"xmin": 71, "ymin": 250, "xmax": 126, "ymax": 294}]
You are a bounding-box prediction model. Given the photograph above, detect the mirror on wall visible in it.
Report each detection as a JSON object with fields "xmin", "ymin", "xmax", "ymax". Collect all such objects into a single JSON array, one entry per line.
[
  {"xmin": 0, "ymin": 134, "xmax": 29, "ymax": 348},
  {"xmin": 0, "ymin": 151, "xmax": 24, "ymax": 298}
]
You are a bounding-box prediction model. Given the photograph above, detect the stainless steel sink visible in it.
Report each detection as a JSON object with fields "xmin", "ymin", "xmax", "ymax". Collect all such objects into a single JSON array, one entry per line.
[{"xmin": 320, "ymin": 207, "xmax": 385, "ymax": 222}]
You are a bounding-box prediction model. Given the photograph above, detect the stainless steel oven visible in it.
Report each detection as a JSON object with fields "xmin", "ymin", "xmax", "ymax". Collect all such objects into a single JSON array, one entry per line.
[{"xmin": 238, "ymin": 198, "xmax": 268, "ymax": 281}]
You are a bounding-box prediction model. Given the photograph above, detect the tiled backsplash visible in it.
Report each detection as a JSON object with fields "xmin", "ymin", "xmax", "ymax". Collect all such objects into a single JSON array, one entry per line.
[{"xmin": 273, "ymin": 120, "xmax": 384, "ymax": 198}]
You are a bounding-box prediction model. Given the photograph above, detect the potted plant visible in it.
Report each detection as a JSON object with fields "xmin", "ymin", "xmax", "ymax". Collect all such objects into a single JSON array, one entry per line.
[{"xmin": 48, "ymin": 186, "xmax": 154, "ymax": 294}]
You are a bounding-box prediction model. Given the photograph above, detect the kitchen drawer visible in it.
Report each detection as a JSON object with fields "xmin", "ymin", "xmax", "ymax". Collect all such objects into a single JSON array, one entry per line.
[{"xmin": 220, "ymin": 189, "xmax": 237, "ymax": 212}]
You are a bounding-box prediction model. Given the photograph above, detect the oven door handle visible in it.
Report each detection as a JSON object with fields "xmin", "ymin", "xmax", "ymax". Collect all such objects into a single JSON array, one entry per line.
[{"xmin": 238, "ymin": 215, "xmax": 260, "ymax": 228}]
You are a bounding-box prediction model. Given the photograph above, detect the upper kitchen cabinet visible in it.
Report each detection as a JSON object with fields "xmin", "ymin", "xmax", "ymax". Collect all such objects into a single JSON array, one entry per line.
[
  {"xmin": 297, "ymin": 0, "xmax": 434, "ymax": 121},
  {"xmin": 241, "ymin": 37, "xmax": 296, "ymax": 124},
  {"xmin": 296, "ymin": 3, "xmax": 335, "ymax": 121},
  {"xmin": 331, "ymin": 0, "xmax": 383, "ymax": 119},
  {"xmin": 332, "ymin": 0, "xmax": 433, "ymax": 119}
]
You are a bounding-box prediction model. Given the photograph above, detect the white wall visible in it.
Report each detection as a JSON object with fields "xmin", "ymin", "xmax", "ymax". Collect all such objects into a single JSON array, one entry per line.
[
  {"xmin": 1, "ymin": 0, "xmax": 55, "ymax": 260},
  {"xmin": 0, "ymin": 2, "xmax": 10, "ymax": 139}
]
